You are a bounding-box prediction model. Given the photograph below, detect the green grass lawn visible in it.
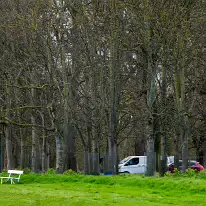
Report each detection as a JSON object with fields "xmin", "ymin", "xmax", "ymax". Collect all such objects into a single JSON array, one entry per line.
[{"xmin": 1, "ymin": 173, "xmax": 206, "ymax": 206}]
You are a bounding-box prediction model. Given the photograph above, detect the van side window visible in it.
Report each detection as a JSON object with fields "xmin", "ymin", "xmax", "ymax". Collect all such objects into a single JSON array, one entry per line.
[{"xmin": 127, "ymin": 158, "xmax": 139, "ymax": 165}]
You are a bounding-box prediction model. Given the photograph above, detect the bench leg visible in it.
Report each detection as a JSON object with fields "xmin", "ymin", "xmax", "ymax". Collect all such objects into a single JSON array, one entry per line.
[
  {"xmin": 1, "ymin": 178, "xmax": 7, "ymax": 184},
  {"xmin": 10, "ymin": 179, "xmax": 15, "ymax": 184}
]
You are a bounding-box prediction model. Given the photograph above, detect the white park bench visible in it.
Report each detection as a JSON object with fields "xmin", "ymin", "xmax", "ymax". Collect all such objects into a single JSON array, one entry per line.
[{"xmin": 0, "ymin": 170, "xmax": 23, "ymax": 184}]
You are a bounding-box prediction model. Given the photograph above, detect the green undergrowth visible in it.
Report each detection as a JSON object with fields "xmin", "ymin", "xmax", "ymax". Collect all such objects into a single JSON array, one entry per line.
[
  {"xmin": 14, "ymin": 172, "xmax": 206, "ymax": 194},
  {"xmin": 1, "ymin": 173, "xmax": 206, "ymax": 206}
]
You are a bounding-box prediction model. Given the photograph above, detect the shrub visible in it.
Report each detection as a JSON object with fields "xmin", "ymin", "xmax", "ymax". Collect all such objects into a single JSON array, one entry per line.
[
  {"xmin": 199, "ymin": 170, "xmax": 206, "ymax": 176},
  {"xmin": 185, "ymin": 168, "xmax": 196, "ymax": 177},
  {"xmin": 173, "ymin": 168, "xmax": 181, "ymax": 176},
  {"xmin": 46, "ymin": 168, "xmax": 56, "ymax": 175},
  {"xmin": 16, "ymin": 166, "xmax": 21, "ymax": 170},
  {"xmin": 63, "ymin": 169, "xmax": 84, "ymax": 175},
  {"xmin": 0, "ymin": 170, "xmax": 8, "ymax": 176},
  {"xmin": 194, "ymin": 169, "xmax": 206, "ymax": 179},
  {"xmin": 23, "ymin": 168, "xmax": 31, "ymax": 174},
  {"xmin": 164, "ymin": 171, "xmax": 173, "ymax": 177},
  {"xmin": 63, "ymin": 169, "xmax": 74, "ymax": 175}
]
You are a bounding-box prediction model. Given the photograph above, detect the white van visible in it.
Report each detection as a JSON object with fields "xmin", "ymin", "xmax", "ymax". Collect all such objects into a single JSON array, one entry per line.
[
  {"xmin": 118, "ymin": 155, "xmax": 174, "ymax": 174},
  {"xmin": 118, "ymin": 156, "xmax": 147, "ymax": 174}
]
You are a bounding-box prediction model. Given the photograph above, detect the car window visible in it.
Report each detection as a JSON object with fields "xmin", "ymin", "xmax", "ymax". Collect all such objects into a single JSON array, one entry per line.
[
  {"xmin": 178, "ymin": 160, "xmax": 197, "ymax": 167},
  {"xmin": 127, "ymin": 158, "xmax": 139, "ymax": 166},
  {"xmin": 188, "ymin": 161, "xmax": 196, "ymax": 166}
]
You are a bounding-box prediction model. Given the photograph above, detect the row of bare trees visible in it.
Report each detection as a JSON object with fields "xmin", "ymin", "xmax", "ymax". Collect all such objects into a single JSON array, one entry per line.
[{"xmin": 0, "ymin": 0, "xmax": 205, "ymax": 176}]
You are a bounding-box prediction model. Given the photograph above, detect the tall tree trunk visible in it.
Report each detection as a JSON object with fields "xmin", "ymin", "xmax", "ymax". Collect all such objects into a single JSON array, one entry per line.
[
  {"xmin": 146, "ymin": 119, "xmax": 155, "ymax": 176},
  {"xmin": 174, "ymin": 136, "xmax": 180, "ymax": 170},
  {"xmin": 174, "ymin": 34, "xmax": 188, "ymax": 172},
  {"xmin": 41, "ymin": 113, "xmax": 47, "ymax": 173},
  {"xmin": 47, "ymin": 141, "xmax": 50, "ymax": 170},
  {"xmin": 145, "ymin": 55, "xmax": 156, "ymax": 176},
  {"xmin": 181, "ymin": 117, "xmax": 189, "ymax": 172},
  {"xmin": 5, "ymin": 82, "xmax": 13, "ymax": 169},
  {"xmin": 0, "ymin": 131, "xmax": 2, "ymax": 172},
  {"xmin": 92, "ymin": 125, "xmax": 100, "ymax": 174},
  {"xmin": 108, "ymin": 0, "xmax": 120, "ymax": 175},
  {"xmin": 144, "ymin": 0, "xmax": 156, "ymax": 176},
  {"xmin": 84, "ymin": 147, "xmax": 89, "ymax": 175},
  {"xmin": 63, "ymin": 123, "xmax": 77, "ymax": 171},
  {"xmin": 56, "ymin": 130, "xmax": 64, "ymax": 173},
  {"xmin": 91, "ymin": 62, "xmax": 100, "ymax": 174},
  {"xmin": 49, "ymin": 109, "xmax": 64, "ymax": 173},
  {"xmin": 31, "ymin": 86, "xmax": 40, "ymax": 173},
  {"xmin": 76, "ymin": 121, "xmax": 91, "ymax": 174},
  {"xmin": 159, "ymin": 61, "xmax": 168, "ymax": 176},
  {"xmin": 108, "ymin": 105, "xmax": 118, "ymax": 175},
  {"xmin": 62, "ymin": 73, "xmax": 77, "ymax": 172},
  {"xmin": 5, "ymin": 124, "xmax": 13, "ymax": 169},
  {"xmin": 31, "ymin": 115, "xmax": 39, "ymax": 173},
  {"xmin": 56, "ymin": 133, "xmax": 64, "ymax": 173},
  {"xmin": 59, "ymin": 16, "xmax": 77, "ymax": 172},
  {"xmin": 19, "ymin": 127, "xmax": 25, "ymax": 169},
  {"xmin": 159, "ymin": 132, "xmax": 167, "ymax": 176},
  {"xmin": 42, "ymin": 132, "xmax": 46, "ymax": 172}
]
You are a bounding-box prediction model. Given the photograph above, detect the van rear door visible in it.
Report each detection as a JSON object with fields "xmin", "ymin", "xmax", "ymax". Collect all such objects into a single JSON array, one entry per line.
[{"xmin": 139, "ymin": 157, "xmax": 147, "ymax": 174}]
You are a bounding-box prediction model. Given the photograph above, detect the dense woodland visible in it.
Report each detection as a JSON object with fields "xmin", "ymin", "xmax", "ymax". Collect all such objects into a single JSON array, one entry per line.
[{"xmin": 0, "ymin": 0, "xmax": 205, "ymax": 176}]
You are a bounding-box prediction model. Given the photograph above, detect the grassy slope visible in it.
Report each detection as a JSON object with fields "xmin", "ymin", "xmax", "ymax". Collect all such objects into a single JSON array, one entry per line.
[{"xmin": 0, "ymin": 174, "xmax": 206, "ymax": 206}]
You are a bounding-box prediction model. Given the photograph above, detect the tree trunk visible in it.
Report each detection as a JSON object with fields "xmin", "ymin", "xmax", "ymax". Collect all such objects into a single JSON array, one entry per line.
[
  {"xmin": 19, "ymin": 128, "xmax": 25, "ymax": 169},
  {"xmin": 56, "ymin": 131, "xmax": 64, "ymax": 173},
  {"xmin": 63, "ymin": 123, "xmax": 77, "ymax": 172},
  {"xmin": 84, "ymin": 148, "xmax": 89, "ymax": 174},
  {"xmin": 174, "ymin": 33, "xmax": 188, "ymax": 173},
  {"xmin": 5, "ymin": 124, "xmax": 13, "ymax": 169},
  {"xmin": 46, "ymin": 141, "xmax": 50, "ymax": 170},
  {"xmin": 159, "ymin": 133, "xmax": 167, "ymax": 176},
  {"xmin": 144, "ymin": 0, "xmax": 156, "ymax": 176},
  {"xmin": 42, "ymin": 130, "xmax": 46, "ymax": 173},
  {"xmin": 92, "ymin": 137, "xmax": 100, "ymax": 174},
  {"xmin": 0, "ymin": 132, "xmax": 2, "ymax": 172},
  {"xmin": 108, "ymin": 0, "xmax": 120, "ymax": 175},
  {"xmin": 181, "ymin": 122, "xmax": 189, "ymax": 172},
  {"xmin": 108, "ymin": 106, "xmax": 118, "ymax": 175},
  {"xmin": 31, "ymin": 115, "xmax": 39, "ymax": 173},
  {"xmin": 146, "ymin": 120, "xmax": 155, "ymax": 176},
  {"xmin": 40, "ymin": 112, "xmax": 47, "ymax": 173},
  {"xmin": 5, "ymin": 81, "xmax": 13, "ymax": 170},
  {"xmin": 159, "ymin": 62, "xmax": 168, "ymax": 176}
]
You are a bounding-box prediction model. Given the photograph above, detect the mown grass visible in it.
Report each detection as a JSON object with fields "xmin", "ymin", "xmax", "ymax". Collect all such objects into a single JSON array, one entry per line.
[{"xmin": 1, "ymin": 173, "xmax": 206, "ymax": 206}]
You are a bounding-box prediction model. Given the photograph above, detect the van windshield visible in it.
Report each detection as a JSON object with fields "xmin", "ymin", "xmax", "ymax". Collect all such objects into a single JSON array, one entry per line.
[{"xmin": 119, "ymin": 156, "xmax": 131, "ymax": 164}]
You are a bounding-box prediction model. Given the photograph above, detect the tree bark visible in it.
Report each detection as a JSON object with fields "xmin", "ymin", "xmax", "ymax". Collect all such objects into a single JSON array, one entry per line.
[
  {"xmin": 0, "ymin": 132, "xmax": 2, "ymax": 172},
  {"xmin": 146, "ymin": 119, "xmax": 155, "ymax": 176},
  {"xmin": 5, "ymin": 82, "xmax": 13, "ymax": 170},
  {"xmin": 31, "ymin": 115, "xmax": 39, "ymax": 173},
  {"xmin": 63, "ymin": 123, "xmax": 77, "ymax": 172},
  {"xmin": 159, "ymin": 61, "xmax": 168, "ymax": 176},
  {"xmin": 108, "ymin": 0, "xmax": 121, "ymax": 175},
  {"xmin": 5, "ymin": 123, "xmax": 13, "ymax": 169},
  {"xmin": 19, "ymin": 127, "xmax": 25, "ymax": 169},
  {"xmin": 55, "ymin": 131, "xmax": 64, "ymax": 174}
]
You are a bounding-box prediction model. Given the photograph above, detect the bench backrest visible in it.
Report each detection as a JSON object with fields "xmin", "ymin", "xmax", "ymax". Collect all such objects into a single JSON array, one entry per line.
[{"xmin": 8, "ymin": 170, "xmax": 24, "ymax": 175}]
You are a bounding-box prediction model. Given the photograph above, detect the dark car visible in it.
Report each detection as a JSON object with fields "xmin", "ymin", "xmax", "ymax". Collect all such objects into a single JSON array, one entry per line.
[{"xmin": 168, "ymin": 160, "xmax": 204, "ymax": 173}]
